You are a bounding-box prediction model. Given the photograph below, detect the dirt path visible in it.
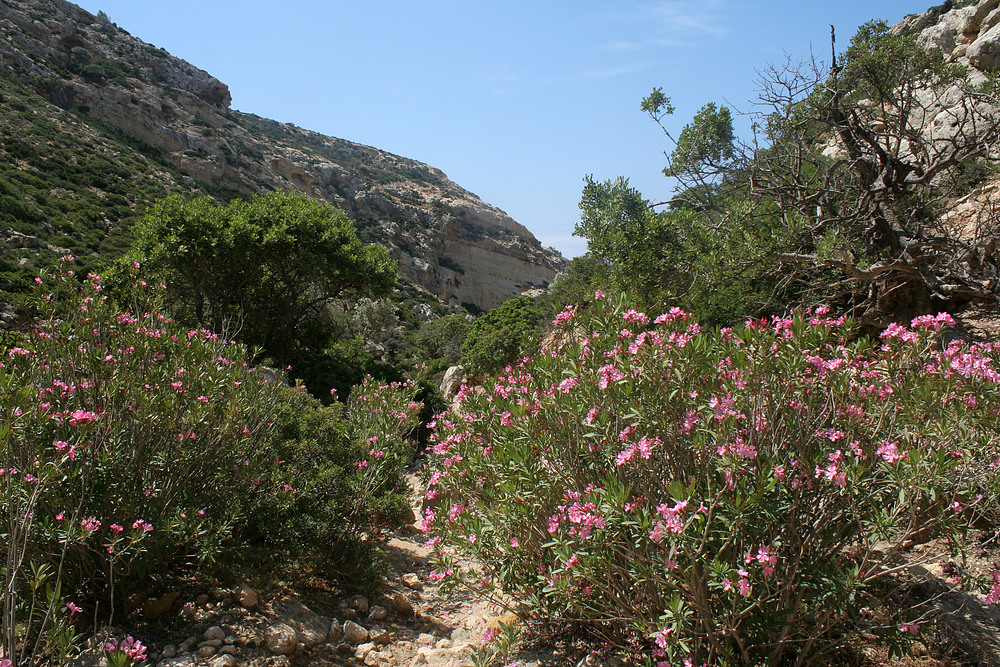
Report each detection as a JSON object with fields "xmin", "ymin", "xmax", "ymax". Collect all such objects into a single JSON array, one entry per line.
[
  {"xmin": 124, "ymin": 473, "xmax": 556, "ymax": 667},
  {"xmin": 75, "ymin": 472, "xmax": 1000, "ymax": 667}
]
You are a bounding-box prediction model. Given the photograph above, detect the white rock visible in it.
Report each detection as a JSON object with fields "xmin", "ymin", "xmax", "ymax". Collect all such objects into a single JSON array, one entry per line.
[
  {"xmin": 393, "ymin": 592, "xmax": 415, "ymax": 616},
  {"xmin": 968, "ymin": 22, "xmax": 1000, "ymax": 70},
  {"xmin": 344, "ymin": 620, "xmax": 370, "ymax": 644},
  {"xmin": 156, "ymin": 658, "xmax": 195, "ymax": 667},
  {"xmin": 402, "ymin": 573, "xmax": 424, "ymax": 591},
  {"xmin": 265, "ymin": 623, "xmax": 298, "ymax": 655},
  {"xmin": 161, "ymin": 644, "xmax": 177, "ymax": 659},
  {"xmin": 204, "ymin": 625, "xmax": 225, "ymax": 641},
  {"xmin": 919, "ymin": 22, "xmax": 956, "ymax": 55},
  {"xmin": 209, "ymin": 656, "xmax": 237, "ymax": 667},
  {"xmin": 354, "ymin": 641, "xmax": 376, "ymax": 660},
  {"xmin": 237, "ymin": 583, "xmax": 258, "ymax": 608},
  {"xmin": 368, "ymin": 604, "xmax": 388, "ymax": 621}
]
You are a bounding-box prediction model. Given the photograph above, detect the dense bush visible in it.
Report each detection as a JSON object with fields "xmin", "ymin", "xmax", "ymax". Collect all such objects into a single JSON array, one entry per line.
[
  {"xmin": 423, "ymin": 293, "xmax": 1000, "ymax": 665},
  {"xmin": 460, "ymin": 296, "xmax": 545, "ymax": 375},
  {"xmin": 122, "ymin": 192, "xmax": 397, "ymax": 365},
  {"xmin": 0, "ymin": 262, "xmax": 416, "ymax": 664},
  {"xmin": 346, "ymin": 376, "xmax": 423, "ymax": 525}
]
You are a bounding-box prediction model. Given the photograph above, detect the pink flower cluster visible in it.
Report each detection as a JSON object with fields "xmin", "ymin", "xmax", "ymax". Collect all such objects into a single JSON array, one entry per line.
[
  {"xmin": 104, "ymin": 636, "xmax": 147, "ymax": 662},
  {"xmin": 650, "ymin": 499, "xmax": 688, "ymax": 542},
  {"xmin": 548, "ymin": 491, "xmax": 606, "ymax": 540}
]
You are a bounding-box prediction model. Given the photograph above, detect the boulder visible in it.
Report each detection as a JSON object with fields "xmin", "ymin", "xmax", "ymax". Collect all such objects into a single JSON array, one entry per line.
[
  {"xmin": 273, "ymin": 598, "xmax": 332, "ymax": 647},
  {"xmin": 265, "ymin": 623, "xmax": 298, "ymax": 655},
  {"xmin": 343, "ymin": 620, "xmax": 369, "ymax": 644},
  {"xmin": 439, "ymin": 365, "xmax": 465, "ymax": 397},
  {"xmin": 237, "ymin": 583, "xmax": 258, "ymax": 608},
  {"xmin": 967, "ymin": 22, "xmax": 1000, "ymax": 70},
  {"xmin": 918, "ymin": 22, "xmax": 956, "ymax": 55},
  {"xmin": 393, "ymin": 592, "xmax": 415, "ymax": 617}
]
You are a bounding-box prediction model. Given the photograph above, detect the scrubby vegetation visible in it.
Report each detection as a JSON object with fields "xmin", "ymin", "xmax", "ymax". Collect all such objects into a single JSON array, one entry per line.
[
  {"xmin": 5, "ymin": 6, "xmax": 1000, "ymax": 666},
  {"xmin": 570, "ymin": 21, "xmax": 1000, "ymax": 330},
  {"xmin": 424, "ymin": 295, "xmax": 1000, "ymax": 665},
  {"xmin": 0, "ymin": 263, "xmax": 419, "ymax": 665}
]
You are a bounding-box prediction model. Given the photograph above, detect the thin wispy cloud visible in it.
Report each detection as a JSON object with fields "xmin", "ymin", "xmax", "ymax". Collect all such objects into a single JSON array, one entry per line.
[
  {"xmin": 652, "ymin": 0, "xmax": 729, "ymax": 39},
  {"xmin": 576, "ymin": 62, "xmax": 655, "ymax": 80},
  {"xmin": 598, "ymin": 0, "xmax": 730, "ymax": 51}
]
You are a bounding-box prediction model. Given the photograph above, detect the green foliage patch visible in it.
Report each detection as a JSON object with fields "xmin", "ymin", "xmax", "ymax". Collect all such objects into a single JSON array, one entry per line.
[{"xmin": 425, "ymin": 295, "xmax": 1000, "ymax": 665}]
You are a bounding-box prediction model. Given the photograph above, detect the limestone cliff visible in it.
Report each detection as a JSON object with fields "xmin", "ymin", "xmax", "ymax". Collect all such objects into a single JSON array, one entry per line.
[{"xmin": 0, "ymin": 0, "xmax": 565, "ymax": 310}]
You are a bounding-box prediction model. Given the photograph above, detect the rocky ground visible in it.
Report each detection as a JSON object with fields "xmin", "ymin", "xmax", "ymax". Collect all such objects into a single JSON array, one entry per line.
[
  {"xmin": 66, "ymin": 473, "xmax": 577, "ymax": 667},
  {"xmin": 66, "ymin": 469, "xmax": 1000, "ymax": 667}
]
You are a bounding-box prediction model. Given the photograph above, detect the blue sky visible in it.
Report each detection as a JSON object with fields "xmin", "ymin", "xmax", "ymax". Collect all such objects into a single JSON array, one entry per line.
[{"xmin": 74, "ymin": 1, "xmax": 926, "ymax": 258}]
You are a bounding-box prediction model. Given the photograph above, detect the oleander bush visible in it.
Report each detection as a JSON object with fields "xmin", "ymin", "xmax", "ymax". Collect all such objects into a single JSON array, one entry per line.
[
  {"xmin": 347, "ymin": 376, "xmax": 423, "ymax": 525},
  {"xmin": 423, "ymin": 292, "xmax": 1000, "ymax": 665},
  {"xmin": 0, "ymin": 260, "xmax": 419, "ymax": 664}
]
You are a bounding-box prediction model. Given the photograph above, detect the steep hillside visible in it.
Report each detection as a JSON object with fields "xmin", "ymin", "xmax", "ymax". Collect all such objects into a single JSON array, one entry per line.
[{"xmin": 0, "ymin": 0, "xmax": 564, "ymax": 312}]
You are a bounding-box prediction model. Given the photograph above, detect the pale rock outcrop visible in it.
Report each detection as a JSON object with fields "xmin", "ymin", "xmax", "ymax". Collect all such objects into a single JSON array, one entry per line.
[
  {"xmin": 967, "ymin": 22, "xmax": 1000, "ymax": 69},
  {"xmin": 439, "ymin": 365, "xmax": 465, "ymax": 397},
  {"xmin": 0, "ymin": 0, "xmax": 565, "ymax": 311},
  {"xmin": 883, "ymin": 1, "xmax": 1000, "ymax": 163}
]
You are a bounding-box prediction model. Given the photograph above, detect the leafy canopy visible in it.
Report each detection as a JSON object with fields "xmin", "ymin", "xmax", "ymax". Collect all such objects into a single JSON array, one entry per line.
[
  {"xmin": 461, "ymin": 296, "xmax": 545, "ymax": 374},
  {"xmin": 124, "ymin": 191, "xmax": 396, "ymax": 361},
  {"xmin": 573, "ymin": 20, "xmax": 1000, "ymax": 327}
]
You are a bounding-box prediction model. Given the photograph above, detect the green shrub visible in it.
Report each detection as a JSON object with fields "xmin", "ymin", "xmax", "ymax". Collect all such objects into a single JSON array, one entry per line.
[
  {"xmin": 460, "ymin": 296, "xmax": 545, "ymax": 375},
  {"xmin": 423, "ymin": 294, "xmax": 1000, "ymax": 665},
  {"xmin": 0, "ymin": 261, "xmax": 403, "ymax": 663},
  {"xmin": 346, "ymin": 376, "xmax": 423, "ymax": 526}
]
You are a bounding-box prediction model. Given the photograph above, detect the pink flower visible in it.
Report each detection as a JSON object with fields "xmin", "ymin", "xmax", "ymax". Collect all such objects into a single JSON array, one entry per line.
[
  {"xmin": 510, "ymin": 537, "xmax": 519, "ymax": 548},
  {"xmin": 899, "ymin": 623, "xmax": 920, "ymax": 634},
  {"xmin": 554, "ymin": 305, "xmax": 576, "ymax": 325},
  {"xmin": 67, "ymin": 409, "xmax": 98, "ymax": 426},
  {"xmin": 105, "ymin": 636, "xmax": 147, "ymax": 661},
  {"xmin": 623, "ymin": 309, "xmax": 649, "ymax": 325},
  {"xmin": 131, "ymin": 519, "xmax": 153, "ymax": 532},
  {"xmin": 66, "ymin": 601, "xmax": 82, "ymax": 614},
  {"xmin": 985, "ymin": 570, "xmax": 1000, "ymax": 605},
  {"xmin": 877, "ymin": 440, "xmax": 906, "ymax": 463}
]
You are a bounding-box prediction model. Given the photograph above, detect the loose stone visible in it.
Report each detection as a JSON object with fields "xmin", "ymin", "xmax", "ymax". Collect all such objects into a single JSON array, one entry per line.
[
  {"xmin": 265, "ymin": 623, "xmax": 298, "ymax": 655},
  {"xmin": 343, "ymin": 620, "xmax": 370, "ymax": 644}
]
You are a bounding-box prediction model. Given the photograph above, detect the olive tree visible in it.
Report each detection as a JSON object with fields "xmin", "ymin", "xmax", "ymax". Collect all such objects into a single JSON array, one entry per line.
[
  {"xmin": 579, "ymin": 21, "xmax": 1000, "ymax": 328},
  {"xmin": 125, "ymin": 191, "xmax": 397, "ymax": 361}
]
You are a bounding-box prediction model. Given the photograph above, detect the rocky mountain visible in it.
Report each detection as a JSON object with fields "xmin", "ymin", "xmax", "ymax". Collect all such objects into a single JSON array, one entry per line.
[{"xmin": 0, "ymin": 0, "xmax": 565, "ymax": 311}]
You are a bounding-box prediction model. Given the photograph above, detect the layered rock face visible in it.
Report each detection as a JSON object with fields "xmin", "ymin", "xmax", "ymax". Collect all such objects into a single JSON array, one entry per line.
[
  {"xmin": 899, "ymin": 0, "xmax": 1000, "ymax": 68},
  {"xmin": 886, "ymin": 1, "xmax": 1000, "ymax": 160},
  {"xmin": 0, "ymin": 0, "xmax": 564, "ymax": 310}
]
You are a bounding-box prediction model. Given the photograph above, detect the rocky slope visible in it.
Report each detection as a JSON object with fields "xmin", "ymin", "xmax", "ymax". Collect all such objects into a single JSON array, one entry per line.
[{"xmin": 0, "ymin": 0, "xmax": 564, "ymax": 310}]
